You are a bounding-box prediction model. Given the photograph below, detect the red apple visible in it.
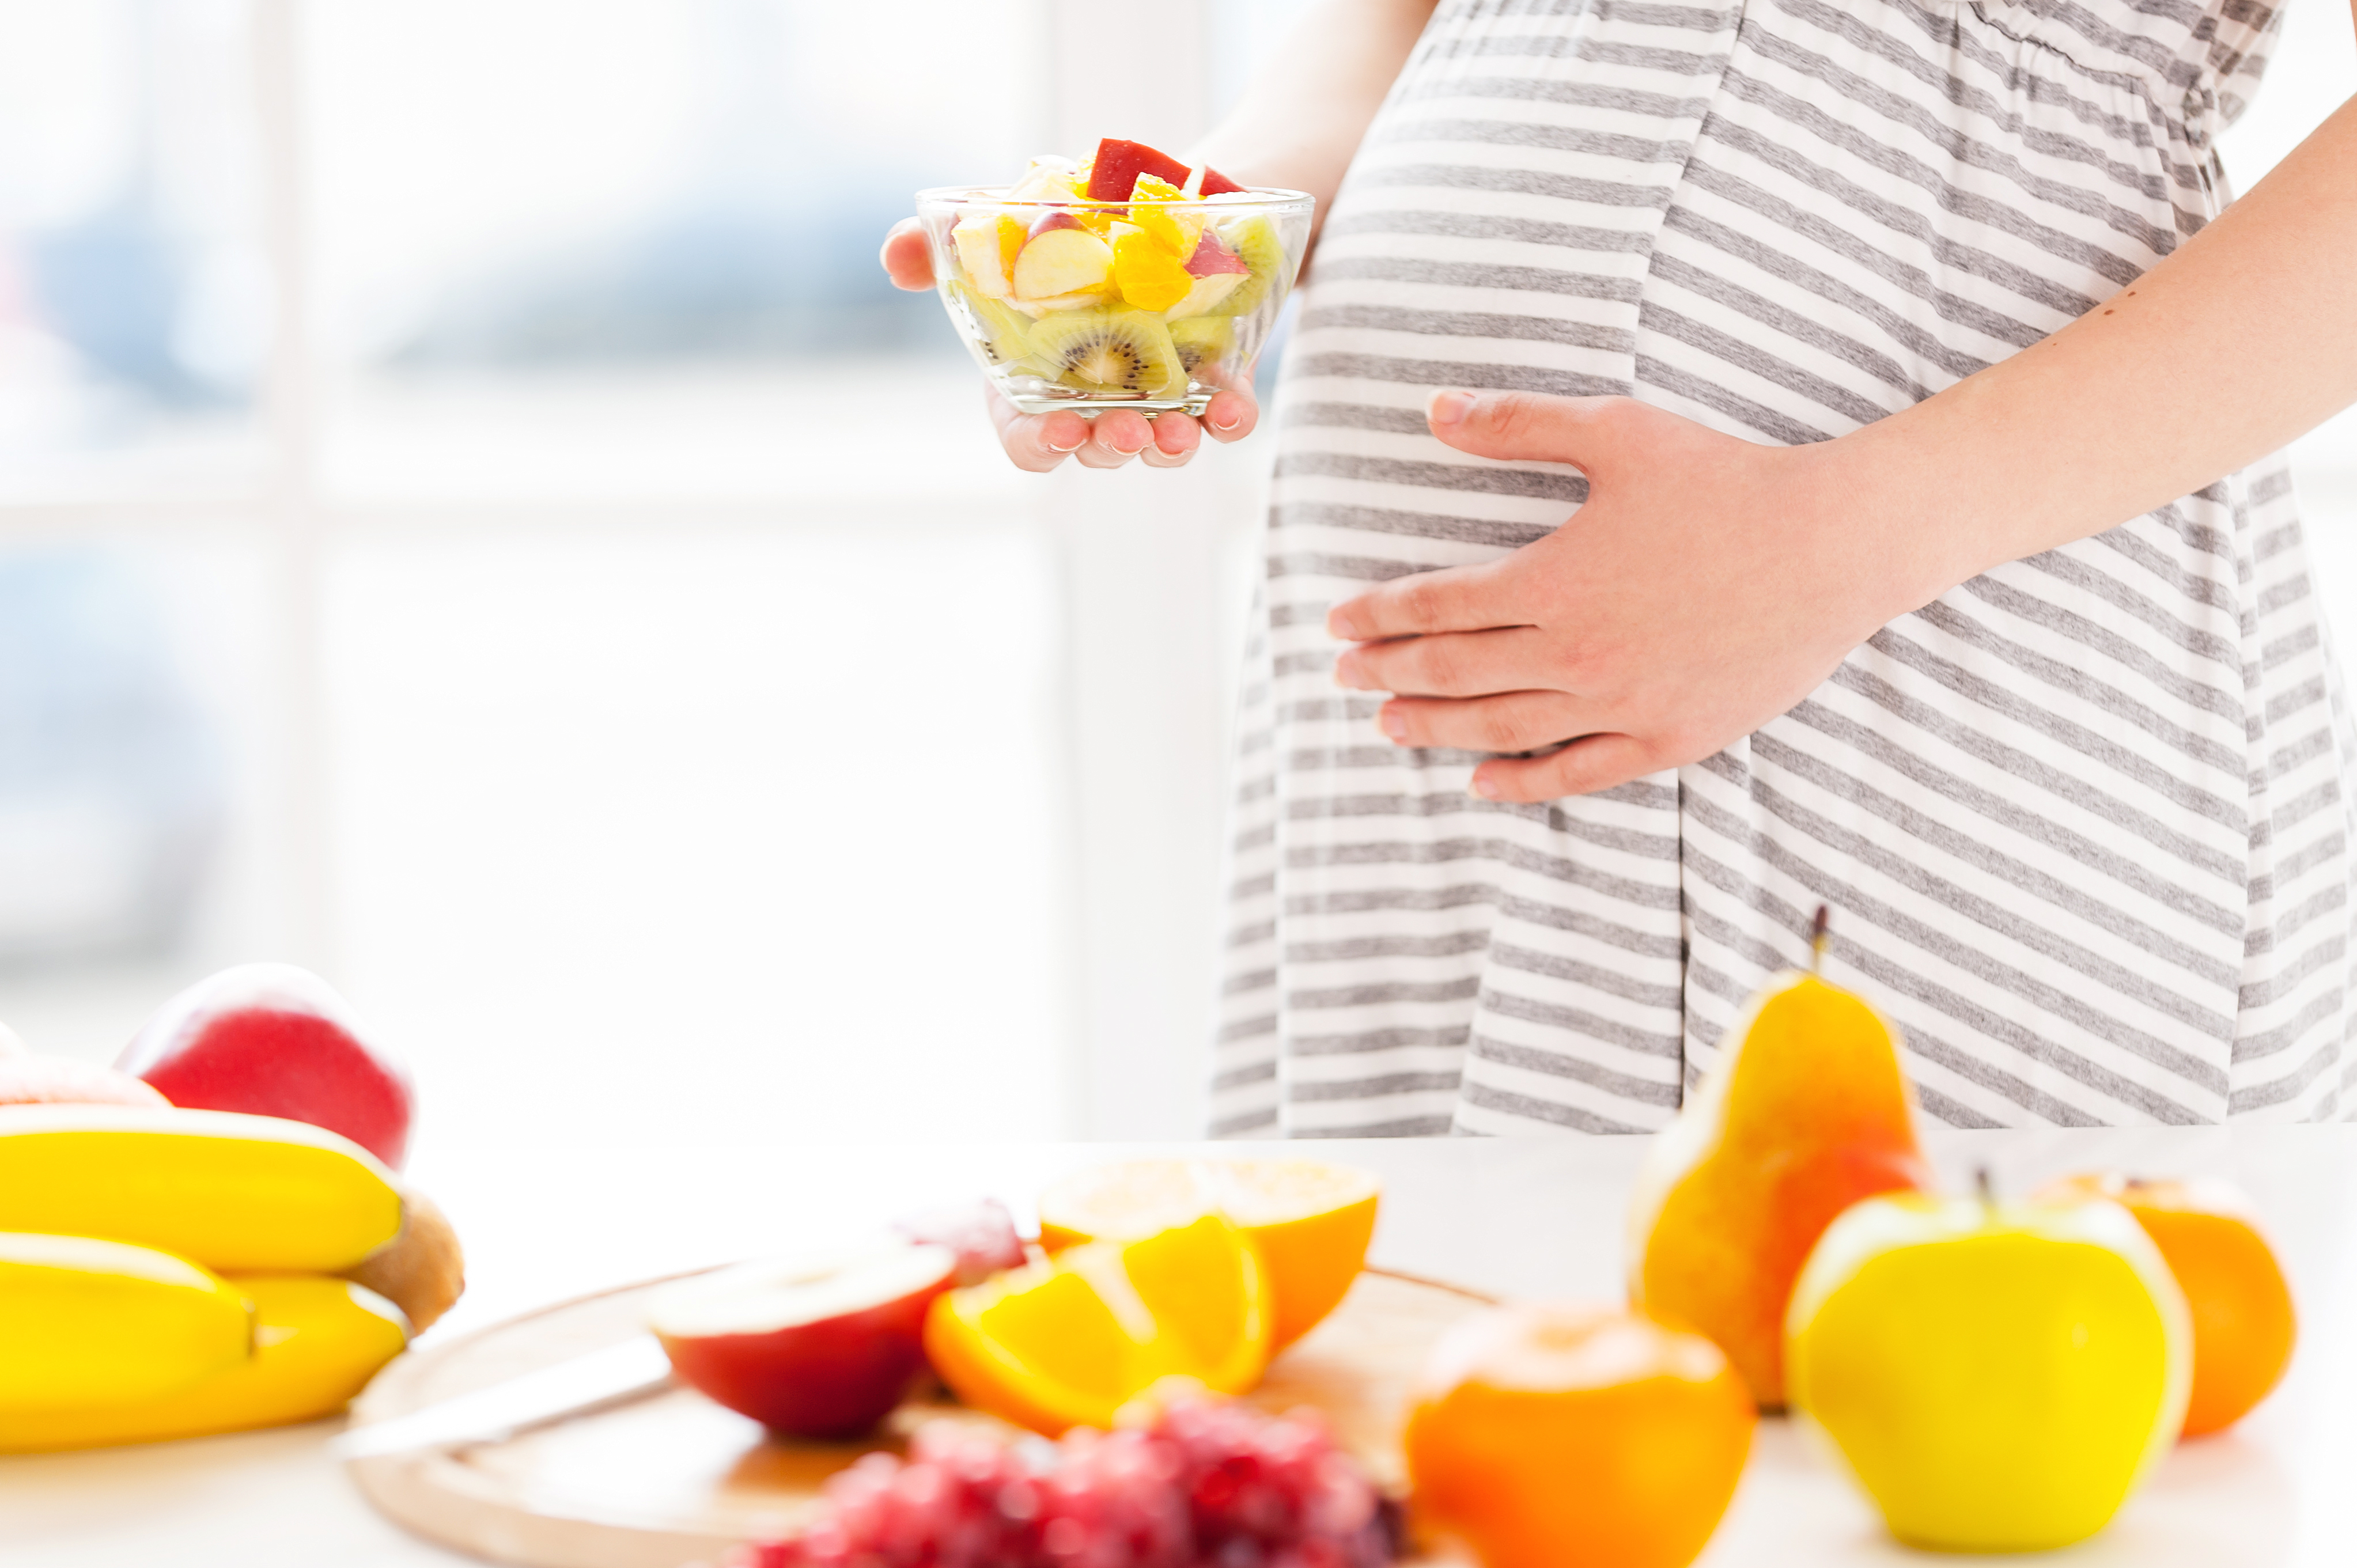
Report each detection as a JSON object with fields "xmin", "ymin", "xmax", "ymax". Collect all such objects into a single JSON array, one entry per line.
[
  {"xmin": 116, "ymin": 964, "xmax": 415, "ymax": 1169},
  {"xmin": 650, "ymin": 1241, "xmax": 957, "ymax": 1438},
  {"xmin": 894, "ymin": 1198, "xmax": 1027, "ymax": 1286},
  {"xmin": 1085, "ymin": 138, "xmax": 1243, "ymax": 202}
]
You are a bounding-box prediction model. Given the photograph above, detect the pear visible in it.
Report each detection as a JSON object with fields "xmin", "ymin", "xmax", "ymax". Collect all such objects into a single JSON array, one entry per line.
[{"xmin": 1626, "ymin": 907, "xmax": 1930, "ymax": 1408}]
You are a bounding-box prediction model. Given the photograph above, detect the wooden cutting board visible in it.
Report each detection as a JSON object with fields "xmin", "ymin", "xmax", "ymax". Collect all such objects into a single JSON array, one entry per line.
[{"xmin": 347, "ymin": 1267, "xmax": 1495, "ymax": 1568}]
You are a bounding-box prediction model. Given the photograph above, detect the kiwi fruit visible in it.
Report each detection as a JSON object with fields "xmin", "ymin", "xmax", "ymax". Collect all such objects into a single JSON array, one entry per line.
[
  {"xmin": 1169, "ymin": 316, "xmax": 1235, "ymax": 378},
  {"xmin": 1027, "ymin": 307, "xmax": 1185, "ymax": 397},
  {"xmin": 1209, "ymin": 215, "xmax": 1286, "ymax": 319},
  {"xmin": 948, "ymin": 280, "xmax": 1040, "ymax": 370}
]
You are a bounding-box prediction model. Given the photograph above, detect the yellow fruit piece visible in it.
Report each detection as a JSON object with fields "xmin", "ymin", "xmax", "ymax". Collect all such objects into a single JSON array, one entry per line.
[
  {"xmin": 0, "ymin": 1232, "xmax": 252, "ymax": 1410},
  {"xmin": 1126, "ymin": 177, "xmax": 1202, "ymax": 258},
  {"xmin": 0, "ymin": 1275, "xmax": 410, "ymax": 1452},
  {"xmin": 1111, "ymin": 227, "xmax": 1196, "ymax": 313},
  {"xmin": 1038, "ymin": 1159, "xmax": 1379, "ymax": 1351},
  {"xmin": 0, "ymin": 1104, "xmax": 403, "ymax": 1273},
  {"xmin": 924, "ymin": 1213, "xmax": 1271, "ymax": 1436}
]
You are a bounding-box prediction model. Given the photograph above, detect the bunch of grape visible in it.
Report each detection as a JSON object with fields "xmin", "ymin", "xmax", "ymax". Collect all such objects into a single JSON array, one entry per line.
[{"xmin": 717, "ymin": 1394, "xmax": 1398, "ymax": 1568}]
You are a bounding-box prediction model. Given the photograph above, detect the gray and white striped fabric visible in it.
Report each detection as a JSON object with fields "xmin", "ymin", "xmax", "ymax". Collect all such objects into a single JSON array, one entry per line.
[{"xmin": 1214, "ymin": 0, "xmax": 2356, "ymax": 1135}]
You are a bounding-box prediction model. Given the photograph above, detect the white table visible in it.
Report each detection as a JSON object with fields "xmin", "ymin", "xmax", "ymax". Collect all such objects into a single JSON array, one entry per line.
[{"xmin": 6, "ymin": 1128, "xmax": 2351, "ymax": 1566}]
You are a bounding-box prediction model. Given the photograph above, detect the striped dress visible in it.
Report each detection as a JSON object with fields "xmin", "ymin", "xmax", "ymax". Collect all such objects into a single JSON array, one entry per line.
[{"xmin": 1213, "ymin": 0, "xmax": 2356, "ymax": 1136}]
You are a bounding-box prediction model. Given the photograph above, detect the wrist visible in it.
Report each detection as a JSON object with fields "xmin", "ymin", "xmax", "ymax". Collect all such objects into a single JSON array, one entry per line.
[{"xmin": 1798, "ymin": 412, "xmax": 2008, "ymax": 628}]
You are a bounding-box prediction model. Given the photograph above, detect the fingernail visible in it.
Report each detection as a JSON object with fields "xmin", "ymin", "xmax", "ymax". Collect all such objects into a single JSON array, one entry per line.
[
  {"xmin": 1047, "ymin": 430, "xmax": 1084, "ymax": 453},
  {"xmin": 1429, "ymin": 390, "xmax": 1476, "ymax": 426},
  {"xmin": 1111, "ymin": 441, "xmax": 1147, "ymax": 458},
  {"xmin": 1333, "ymin": 654, "xmax": 1360, "ymax": 689},
  {"xmin": 1380, "ymin": 707, "xmax": 1408, "ymax": 741},
  {"xmin": 1470, "ymin": 771, "xmax": 1501, "ymax": 800},
  {"xmin": 1328, "ymin": 608, "xmax": 1360, "ymax": 641},
  {"xmin": 1210, "ymin": 412, "xmax": 1240, "ymax": 433}
]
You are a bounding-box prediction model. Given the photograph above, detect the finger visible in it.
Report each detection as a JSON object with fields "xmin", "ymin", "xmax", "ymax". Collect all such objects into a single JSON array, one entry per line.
[
  {"xmin": 1077, "ymin": 410, "xmax": 1154, "ymax": 468},
  {"xmin": 880, "ymin": 219, "xmax": 935, "ymax": 291},
  {"xmin": 1142, "ymin": 413, "xmax": 1202, "ymax": 468},
  {"xmin": 988, "ymin": 387, "xmax": 1087, "ymax": 473},
  {"xmin": 1327, "ymin": 559, "xmax": 1524, "ymax": 642},
  {"xmin": 1201, "ymin": 387, "xmax": 1258, "ymax": 444},
  {"xmin": 1378, "ymin": 691, "xmax": 1599, "ymax": 755},
  {"xmin": 1473, "ymin": 732, "xmax": 1661, "ymax": 802},
  {"xmin": 1424, "ymin": 388, "xmax": 1635, "ymax": 472},
  {"xmin": 1336, "ymin": 626, "xmax": 1557, "ymax": 698}
]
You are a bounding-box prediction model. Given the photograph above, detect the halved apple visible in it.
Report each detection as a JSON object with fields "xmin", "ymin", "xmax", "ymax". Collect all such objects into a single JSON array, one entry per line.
[{"xmin": 649, "ymin": 1241, "xmax": 955, "ymax": 1438}]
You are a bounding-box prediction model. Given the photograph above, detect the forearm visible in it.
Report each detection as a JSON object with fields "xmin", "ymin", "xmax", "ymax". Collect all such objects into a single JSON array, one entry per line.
[
  {"xmin": 1189, "ymin": 0, "xmax": 1436, "ymax": 234},
  {"xmin": 1834, "ymin": 90, "xmax": 2357, "ymax": 616}
]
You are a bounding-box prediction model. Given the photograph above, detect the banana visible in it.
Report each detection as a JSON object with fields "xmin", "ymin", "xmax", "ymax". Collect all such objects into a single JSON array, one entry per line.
[
  {"xmin": 0, "ymin": 1104, "xmax": 402, "ymax": 1272},
  {"xmin": 0, "ymin": 1232, "xmax": 253, "ymax": 1409},
  {"xmin": 0, "ymin": 1275, "xmax": 409, "ymax": 1452}
]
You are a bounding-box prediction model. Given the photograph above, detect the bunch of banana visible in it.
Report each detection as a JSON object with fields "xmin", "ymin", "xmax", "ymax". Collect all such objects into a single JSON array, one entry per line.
[{"xmin": 0, "ymin": 1103, "xmax": 461, "ymax": 1452}]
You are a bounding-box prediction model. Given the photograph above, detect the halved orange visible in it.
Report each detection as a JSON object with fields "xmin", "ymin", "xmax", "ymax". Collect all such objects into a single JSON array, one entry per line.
[
  {"xmin": 1038, "ymin": 1158, "xmax": 1380, "ymax": 1352},
  {"xmin": 923, "ymin": 1212, "xmax": 1270, "ymax": 1436}
]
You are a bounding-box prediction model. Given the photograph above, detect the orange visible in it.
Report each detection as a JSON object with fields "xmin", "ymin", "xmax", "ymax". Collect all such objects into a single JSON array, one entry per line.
[
  {"xmin": 2037, "ymin": 1173, "xmax": 2296, "ymax": 1437},
  {"xmin": 1037, "ymin": 1158, "xmax": 1379, "ymax": 1351},
  {"xmin": 923, "ymin": 1212, "xmax": 1271, "ymax": 1436},
  {"xmin": 1405, "ymin": 1304, "xmax": 1754, "ymax": 1568}
]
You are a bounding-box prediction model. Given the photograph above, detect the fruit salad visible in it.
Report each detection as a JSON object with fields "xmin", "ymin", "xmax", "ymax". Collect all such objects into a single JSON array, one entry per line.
[{"xmin": 918, "ymin": 138, "xmax": 1314, "ymax": 416}]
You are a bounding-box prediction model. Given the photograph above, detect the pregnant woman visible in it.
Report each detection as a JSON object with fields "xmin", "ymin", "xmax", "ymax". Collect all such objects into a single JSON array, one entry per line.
[{"xmin": 885, "ymin": 0, "xmax": 2357, "ymax": 1136}]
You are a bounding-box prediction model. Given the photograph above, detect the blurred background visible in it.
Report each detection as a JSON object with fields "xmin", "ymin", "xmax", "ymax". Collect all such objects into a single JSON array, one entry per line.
[{"xmin": 0, "ymin": 0, "xmax": 2351, "ymax": 1162}]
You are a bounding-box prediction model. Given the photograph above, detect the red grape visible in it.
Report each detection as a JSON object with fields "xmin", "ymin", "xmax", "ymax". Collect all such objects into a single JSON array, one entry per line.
[{"xmin": 717, "ymin": 1393, "xmax": 1395, "ymax": 1568}]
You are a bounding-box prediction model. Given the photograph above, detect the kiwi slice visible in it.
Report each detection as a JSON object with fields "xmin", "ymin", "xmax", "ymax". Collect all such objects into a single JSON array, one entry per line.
[
  {"xmin": 1027, "ymin": 308, "xmax": 1185, "ymax": 398},
  {"xmin": 1209, "ymin": 215, "xmax": 1286, "ymax": 319},
  {"xmin": 948, "ymin": 280, "xmax": 1039, "ymax": 369},
  {"xmin": 1169, "ymin": 316, "xmax": 1235, "ymax": 378}
]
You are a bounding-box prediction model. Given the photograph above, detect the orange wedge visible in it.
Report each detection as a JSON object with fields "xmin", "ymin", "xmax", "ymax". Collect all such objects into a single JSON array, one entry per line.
[
  {"xmin": 1038, "ymin": 1159, "xmax": 1380, "ymax": 1351},
  {"xmin": 923, "ymin": 1212, "xmax": 1271, "ymax": 1436}
]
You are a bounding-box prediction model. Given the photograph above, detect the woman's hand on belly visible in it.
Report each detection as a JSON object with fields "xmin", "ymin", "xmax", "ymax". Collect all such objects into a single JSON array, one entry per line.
[
  {"xmin": 879, "ymin": 218, "xmax": 1258, "ymax": 472},
  {"xmin": 1326, "ymin": 391, "xmax": 1910, "ymax": 804}
]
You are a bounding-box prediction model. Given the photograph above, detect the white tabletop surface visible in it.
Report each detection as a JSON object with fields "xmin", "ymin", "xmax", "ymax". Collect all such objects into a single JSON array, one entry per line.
[{"xmin": 6, "ymin": 1127, "xmax": 2351, "ymax": 1567}]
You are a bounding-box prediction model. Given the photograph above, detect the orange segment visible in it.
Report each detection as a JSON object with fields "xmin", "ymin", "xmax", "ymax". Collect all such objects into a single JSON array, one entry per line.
[
  {"xmin": 924, "ymin": 1213, "xmax": 1270, "ymax": 1436},
  {"xmin": 1110, "ymin": 227, "xmax": 1195, "ymax": 312},
  {"xmin": 1038, "ymin": 1159, "xmax": 1380, "ymax": 1351}
]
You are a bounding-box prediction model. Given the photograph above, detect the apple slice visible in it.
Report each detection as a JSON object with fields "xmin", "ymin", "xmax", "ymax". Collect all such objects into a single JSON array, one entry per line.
[
  {"xmin": 951, "ymin": 210, "xmax": 1026, "ymax": 299},
  {"xmin": 1012, "ymin": 226, "xmax": 1115, "ymax": 301},
  {"xmin": 650, "ymin": 1241, "xmax": 956, "ymax": 1438},
  {"xmin": 894, "ymin": 1198, "xmax": 1027, "ymax": 1286},
  {"xmin": 117, "ymin": 964, "xmax": 415, "ymax": 1170},
  {"xmin": 1006, "ymin": 155, "xmax": 1082, "ymax": 204},
  {"xmin": 1185, "ymin": 228, "xmax": 1251, "ymax": 278}
]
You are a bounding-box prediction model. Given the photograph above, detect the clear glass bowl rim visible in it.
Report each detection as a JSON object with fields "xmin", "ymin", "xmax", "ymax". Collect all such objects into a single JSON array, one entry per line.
[{"xmin": 915, "ymin": 184, "xmax": 1316, "ymax": 215}]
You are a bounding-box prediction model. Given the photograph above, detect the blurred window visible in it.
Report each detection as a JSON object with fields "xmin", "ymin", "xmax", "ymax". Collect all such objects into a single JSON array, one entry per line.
[{"xmin": 0, "ymin": 0, "xmax": 268, "ymax": 499}]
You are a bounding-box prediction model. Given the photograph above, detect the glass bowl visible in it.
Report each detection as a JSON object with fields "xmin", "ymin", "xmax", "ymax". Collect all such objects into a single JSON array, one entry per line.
[{"xmin": 917, "ymin": 184, "xmax": 1314, "ymax": 418}]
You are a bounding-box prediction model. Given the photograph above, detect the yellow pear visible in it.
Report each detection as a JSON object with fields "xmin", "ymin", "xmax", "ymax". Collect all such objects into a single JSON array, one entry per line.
[{"xmin": 1626, "ymin": 908, "xmax": 1930, "ymax": 1407}]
